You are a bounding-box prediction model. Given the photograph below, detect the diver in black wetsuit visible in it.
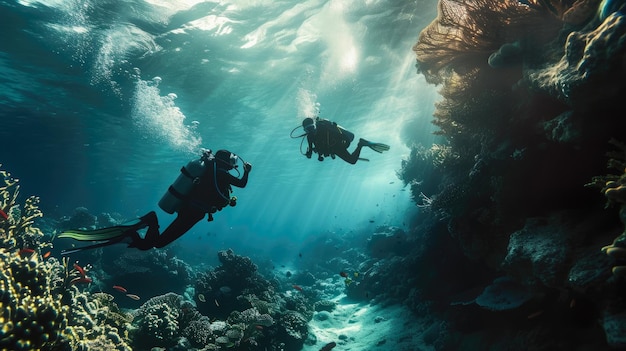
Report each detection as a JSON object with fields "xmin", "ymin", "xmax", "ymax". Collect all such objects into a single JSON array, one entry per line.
[
  {"xmin": 300, "ymin": 117, "xmax": 389, "ymax": 164},
  {"xmin": 128, "ymin": 150, "xmax": 251, "ymax": 250},
  {"xmin": 59, "ymin": 149, "xmax": 251, "ymax": 253}
]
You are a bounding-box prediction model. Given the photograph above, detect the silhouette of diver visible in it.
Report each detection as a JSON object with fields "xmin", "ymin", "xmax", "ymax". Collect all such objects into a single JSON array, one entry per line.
[
  {"xmin": 294, "ymin": 117, "xmax": 389, "ymax": 164},
  {"xmin": 59, "ymin": 149, "xmax": 251, "ymax": 254}
]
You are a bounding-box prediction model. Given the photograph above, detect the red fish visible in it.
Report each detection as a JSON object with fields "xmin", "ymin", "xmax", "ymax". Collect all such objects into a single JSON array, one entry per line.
[
  {"xmin": 293, "ymin": 284, "xmax": 303, "ymax": 291},
  {"xmin": 112, "ymin": 285, "xmax": 128, "ymax": 293},
  {"xmin": 339, "ymin": 271, "xmax": 348, "ymax": 278},
  {"xmin": 319, "ymin": 342, "xmax": 337, "ymax": 351},
  {"xmin": 0, "ymin": 208, "xmax": 8, "ymax": 220},
  {"xmin": 42, "ymin": 251, "xmax": 51, "ymax": 259},
  {"xmin": 18, "ymin": 248, "xmax": 35, "ymax": 256},
  {"xmin": 73, "ymin": 263, "xmax": 86, "ymax": 276}
]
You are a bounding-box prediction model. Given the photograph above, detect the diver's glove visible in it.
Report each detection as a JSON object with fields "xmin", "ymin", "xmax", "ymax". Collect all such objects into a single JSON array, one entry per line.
[{"xmin": 243, "ymin": 162, "xmax": 252, "ymax": 173}]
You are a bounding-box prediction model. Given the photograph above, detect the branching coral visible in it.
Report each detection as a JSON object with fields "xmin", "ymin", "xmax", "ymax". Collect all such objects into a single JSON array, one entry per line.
[
  {"xmin": 0, "ymin": 165, "xmax": 71, "ymax": 350},
  {"xmin": 1, "ymin": 165, "xmax": 133, "ymax": 350},
  {"xmin": 1, "ymin": 166, "xmax": 49, "ymax": 252},
  {"xmin": 397, "ymin": 143, "xmax": 460, "ymax": 206},
  {"xmin": 64, "ymin": 288, "xmax": 132, "ymax": 351},
  {"xmin": 413, "ymin": 0, "xmax": 561, "ymax": 85}
]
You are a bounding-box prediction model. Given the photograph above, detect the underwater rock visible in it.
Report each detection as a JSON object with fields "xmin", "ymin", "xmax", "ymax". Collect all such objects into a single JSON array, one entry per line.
[
  {"xmin": 366, "ymin": 226, "xmax": 409, "ymax": 258},
  {"xmin": 473, "ymin": 276, "xmax": 534, "ymax": 311},
  {"xmin": 276, "ymin": 310, "xmax": 309, "ymax": 350},
  {"xmin": 488, "ymin": 41, "xmax": 523, "ymax": 68},
  {"xmin": 59, "ymin": 207, "xmax": 97, "ymax": 230},
  {"xmin": 217, "ymin": 248, "xmax": 258, "ymax": 279},
  {"xmin": 527, "ymin": 10, "xmax": 626, "ymax": 104},
  {"xmin": 602, "ymin": 311, "xmax": 626, "ymax": 348},
  {"xmin": 542, "ymin": 111, "xmax": 581, "ymax": 144},
  {"xmin": 567, "ymin": 247, "xmax": 612, "ymax": 291},
  {"xmin": 314, "ymin": 299, "xmax": 337, "ymax": 312},
  {"xmin": 501, "ymin": 215, "xmax": 572, "ymax": 288}
]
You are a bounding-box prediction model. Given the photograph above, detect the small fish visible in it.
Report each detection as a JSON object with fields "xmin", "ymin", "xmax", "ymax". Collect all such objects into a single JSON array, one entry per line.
[
  {"xmin": 0, "ymin": 208, "xmax": 8, "ymax": 220},
  {"xmin": 299, "ymin": 253, "xmax": 302, "ymax": 258},
  {"xmin": 353, "ymin": 272, "xmax": 359, "ymax": 278},
  {"xmin": 42, "ymin": 251, "xmax": 51, "ymax": 259},
  {"xmin": 293, "ymin": 284, "xmax": 303, "ymax": 291},
  {"xmin": 70, "ymin": 276, "xmax": 92, "ymax": 285},
  {"xmin": 73, "ymin": 263, "xmax": 86, "ymax": 276},
  {"xmin": 112, "ymin": 285, "xmax": 128, "ymax": 293},
  {"xmin": 255, "ymin": 325, "xmax": 263, "ymax": 330},
  {"xmin": 214, "ymin": 299, "xmax": 220, "ymax": 307},
  {"xmin": 198, "ymin": 293, "xmax": 206, "ymax": 303},
  {"xmin": 527, "ymin": 310, "xmax": 543, "ymax": 319},
  {"xmin": 126, "ymin": 294, "xmax": 141, "ymax": 300},
  {"xmin": 339, "ymin": 271, "xmax": 348, "ymax": 278},
  {"xmin": 18, "ymin": 248, "xmax": 35, "ymax": 257},
  {"xmin": 319, "ymin": 341, "xmax": 337, "ymax": 351}
]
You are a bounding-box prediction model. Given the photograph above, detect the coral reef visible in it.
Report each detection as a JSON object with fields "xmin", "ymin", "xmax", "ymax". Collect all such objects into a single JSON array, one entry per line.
[
  {"xmin": 0, "ymin": 165, "xmax": 69, "ymax": 350},
  {"xmin": 195, "ymin": 249, "xmax": 276, "ymax": 319},
  {"xmin": 404, "ymin": 0, "xmax": 626, "ymax": 349},
  {"xmin": 1, "ymin": 165, "xmax": 134, "ymax": 351},
  {"xmin": 129, "ymin": 292, "xmax": 193, "ymax": 349}
]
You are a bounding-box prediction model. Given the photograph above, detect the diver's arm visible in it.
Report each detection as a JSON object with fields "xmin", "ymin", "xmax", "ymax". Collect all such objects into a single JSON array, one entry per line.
[{"xmin": 229, "ymin": 162, "xmax": 251, "ymax": 188}]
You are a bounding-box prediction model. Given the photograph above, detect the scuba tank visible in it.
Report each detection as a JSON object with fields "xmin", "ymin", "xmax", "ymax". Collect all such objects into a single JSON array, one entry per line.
[
  {"xmin": 158, "ymin": 150, "xmax": 213, "ymax": 214},
  {"xmin": 336, "ymin": 124, "xmax": 354, "ymax": 144}
]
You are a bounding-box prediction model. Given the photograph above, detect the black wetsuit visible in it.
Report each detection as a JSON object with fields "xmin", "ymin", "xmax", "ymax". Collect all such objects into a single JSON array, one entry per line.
[
  {"xmin": 130, "ymin": 161, "xmax": 249, "ymax": 250},
  {"xmin": 306, "ymin": 119, "xmax": 362, "ymax": 164}
]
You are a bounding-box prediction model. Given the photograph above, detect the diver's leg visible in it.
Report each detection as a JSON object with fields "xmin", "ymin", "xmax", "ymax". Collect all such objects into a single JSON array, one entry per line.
[
  {"xmin": 335, "ymin": 144, "xmax": 363, "ymax": 164},
  {"xmin": 127, "ymin": 211, "xmax": 161, "ymax": 250},
  {"xmin": 152, "ymin": 208, "xmax": 205, "ymax": 248}
]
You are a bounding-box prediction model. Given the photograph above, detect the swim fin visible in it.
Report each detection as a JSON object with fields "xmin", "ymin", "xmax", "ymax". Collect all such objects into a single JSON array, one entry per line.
[
  {"xmin": 359, "ymin": 139, "xmax": 390, "ymax": 153},
  {"xmin": 58, "ymin": 218, "xmax": 146, "ymax": 255},
  {"xmin": 60, "ymin": 236, "xmax": 129, "ymax": 255}
]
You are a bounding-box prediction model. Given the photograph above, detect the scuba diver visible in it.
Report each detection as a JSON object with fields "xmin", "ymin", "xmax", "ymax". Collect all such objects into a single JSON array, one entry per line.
[
  {"xmin": 291, "ymin": 117, "xmax": 390, "ymax": 164},
  {"xmin": 59, "ymin": 149, "xmax": 252, "ymax": 254}
]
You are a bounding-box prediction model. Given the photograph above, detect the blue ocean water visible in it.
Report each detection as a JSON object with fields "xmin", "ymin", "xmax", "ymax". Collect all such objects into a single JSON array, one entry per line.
[{"xmin": 0, "ymin": 0, "xmax": 438, "ymax": 260}]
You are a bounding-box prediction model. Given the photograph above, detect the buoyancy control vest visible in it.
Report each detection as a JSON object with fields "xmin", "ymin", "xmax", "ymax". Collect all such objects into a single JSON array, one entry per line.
[
  {"xmin": 314, "ymin": 118, "xmax": 355, "ymax": 156},
  {"xmin": 158, "ymin": 152, "xmax": 212, "ymax": 214}
]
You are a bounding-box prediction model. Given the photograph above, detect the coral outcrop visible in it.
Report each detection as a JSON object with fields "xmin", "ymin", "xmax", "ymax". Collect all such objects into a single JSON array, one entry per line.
[
  {"xmin": 0, "ymin": 165, "xmax": 69, "ymax": 350},
  {"xmin": 404, "ymin": 0, "xmax": 626, "ymax": 349}
]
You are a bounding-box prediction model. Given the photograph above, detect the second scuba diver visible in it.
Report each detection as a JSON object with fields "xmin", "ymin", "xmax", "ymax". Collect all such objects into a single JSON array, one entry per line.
[
  {"xmin": 59, "ymin": 149, "xmax": 252, "ymax": 253},
  {"xmin": 295, "ymin": 117, "xmax": 390, "ymax": 164}
]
